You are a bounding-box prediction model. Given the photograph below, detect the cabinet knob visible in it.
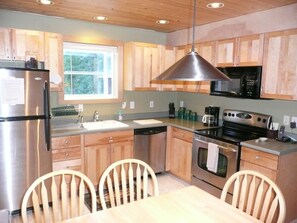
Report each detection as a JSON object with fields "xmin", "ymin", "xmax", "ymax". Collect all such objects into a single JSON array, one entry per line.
[
  {"xmin": 65, "ymin": 153, "xmax": 69, "ymax": 157},
  {"xmin": 65, "ymin": 140, "xmax": 68, "ymax": 144}
]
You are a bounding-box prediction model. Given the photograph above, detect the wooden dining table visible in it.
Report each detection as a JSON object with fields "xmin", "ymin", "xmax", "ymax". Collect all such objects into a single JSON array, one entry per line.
[{"xmin": 59, "ymin": 186, "xmax": 262, "ymax": 223}]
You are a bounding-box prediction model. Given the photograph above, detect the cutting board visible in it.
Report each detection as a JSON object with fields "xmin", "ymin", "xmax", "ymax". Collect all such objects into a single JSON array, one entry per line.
[{"xmin": 133, "ymin": 119, "xmax": 163, "ymax": 125}]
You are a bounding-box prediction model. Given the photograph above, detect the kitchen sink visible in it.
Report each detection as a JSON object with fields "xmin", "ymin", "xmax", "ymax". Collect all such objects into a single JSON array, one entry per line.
[{"xmin": 82, "ymin": 120, "xmax": 129, "ymax": 130}]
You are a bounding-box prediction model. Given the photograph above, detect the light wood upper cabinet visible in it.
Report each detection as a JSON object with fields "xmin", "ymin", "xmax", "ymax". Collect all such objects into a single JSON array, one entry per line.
[
  {"xmin": 0, "ymin": 28, "xmax": 11, "ymax": 60},
  {"xmin": 216, "ymin": 34, "xmax": 264, "ymax": 67},
  {"xmin": 159, "ymin": 45, "xmax": 177, "ymax": 91},
  {"xmin": 261, "ymin": 29, "xmax": 297, "ymax": 100},
  {"xmin": 124, "ymin": 42, "xmax": 162, "ymax": 91},
  {"xmin": 44, "ymin": 32, "xmax": 63, "ymax": 91},
  {"xmin": 11, "ymin": 29, "xmax": 45, "ymax": 61},
  {"xmin": 216, "ymin": 38, "xmax": 236, "ymax": 66},
  {"xmin": 236, "ymin": 34, "xmax": 264, "ymax": 66},
  {"xmin": 83, "ymin": 130, "xmax": 134, "ymax": 186}
]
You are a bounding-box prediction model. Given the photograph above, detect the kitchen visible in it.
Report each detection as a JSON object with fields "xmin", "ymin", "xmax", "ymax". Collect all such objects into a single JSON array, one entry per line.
[{"xmin": 0, "ymin": 1, "xmax": 297, "ymax": 222}]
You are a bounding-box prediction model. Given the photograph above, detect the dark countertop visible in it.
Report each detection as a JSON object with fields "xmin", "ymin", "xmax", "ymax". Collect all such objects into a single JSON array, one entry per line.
[
  {"xmin": 51, "ymin": 117, "xmax": 297, "ymax": 156},
  {"xmin": 241, "ymin": 139, "xmax": 297, "ymax": 155},
  {"xmin": 51, "ymin": 118, "xmax": 209, "ymax": 138}
]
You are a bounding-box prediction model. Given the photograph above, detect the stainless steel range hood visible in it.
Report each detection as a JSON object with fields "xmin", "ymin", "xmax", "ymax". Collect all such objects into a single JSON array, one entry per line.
[
  {"xmin": 154, "ymin": 0, "xmax": 230, "ymax": 82},
  {"xmin": 154, "ymin": 50, "xmax": 230, "ymax": 81}
]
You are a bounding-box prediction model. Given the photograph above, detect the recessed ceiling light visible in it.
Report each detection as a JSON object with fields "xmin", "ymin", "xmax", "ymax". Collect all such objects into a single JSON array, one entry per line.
[
  {"xmin": 36, "ymin": 0, "xmax": 54, "ymax": 5},
  {"xmin": 207, "ymin": 2, "xmax": 224, "ymax": 8},
  {"xmin": 156, "ymin": 19, "xmax": 169, "ymax": 25},
  {"xmin": 94, "ymin": 16, "xmax": 108, "ymax": 21}
]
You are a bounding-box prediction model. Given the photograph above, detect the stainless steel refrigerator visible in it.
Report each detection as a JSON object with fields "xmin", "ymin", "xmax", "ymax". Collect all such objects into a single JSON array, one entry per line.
[{"xmin": 0, "ymin": 68, "xmax": 52, "ymax": 214}]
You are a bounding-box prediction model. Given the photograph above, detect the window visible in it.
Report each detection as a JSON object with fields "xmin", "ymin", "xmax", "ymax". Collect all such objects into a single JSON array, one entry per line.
[{"xmin": 62, "ymin": 41, "xmax": 123, "ymax": 103}]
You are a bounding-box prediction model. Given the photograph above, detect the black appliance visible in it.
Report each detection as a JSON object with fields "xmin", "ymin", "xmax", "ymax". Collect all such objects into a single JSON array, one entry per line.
[
  {"xmin": 191, "ymin": 109, "xmax": 272, "ymax": 198},
  {"xmin": 203, "ymin": 106, "xmax": 220, "ymax": 127},
  {"xmin": 210, "ymin": 66, "xmax": 262, "ymax": 99},
  {"xmin": 169, "ymin": 102, "xmax": 175, "ymax": 118}
]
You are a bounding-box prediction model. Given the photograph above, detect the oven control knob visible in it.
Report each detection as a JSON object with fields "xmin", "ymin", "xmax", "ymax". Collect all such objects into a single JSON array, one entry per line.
[{"xmin": 257, "ymin": 117, "xmax": 261, "ymax": 122}]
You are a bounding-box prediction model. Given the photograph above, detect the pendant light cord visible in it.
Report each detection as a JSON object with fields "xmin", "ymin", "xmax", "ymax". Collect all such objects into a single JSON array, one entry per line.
[{"xmin": 191, "ymin": 0, "xmax": 197, "ymax": 52}]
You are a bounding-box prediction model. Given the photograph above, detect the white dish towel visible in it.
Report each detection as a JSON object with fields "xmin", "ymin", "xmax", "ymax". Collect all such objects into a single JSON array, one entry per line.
[{"xmin": 207, "ymin": 142, "xmax": 219, "ymax": 173}]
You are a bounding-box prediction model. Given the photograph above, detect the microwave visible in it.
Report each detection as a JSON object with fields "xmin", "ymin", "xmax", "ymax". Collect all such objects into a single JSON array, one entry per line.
[{"xmin": 210, "ymin": 66, "xmax": 262, "ymax": 99}]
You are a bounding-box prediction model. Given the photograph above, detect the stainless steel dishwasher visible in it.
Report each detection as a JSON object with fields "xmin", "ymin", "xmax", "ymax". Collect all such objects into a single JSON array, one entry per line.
[{"xmin": 134, "ymin": 126, "xmax": 167, "ymax": 173}]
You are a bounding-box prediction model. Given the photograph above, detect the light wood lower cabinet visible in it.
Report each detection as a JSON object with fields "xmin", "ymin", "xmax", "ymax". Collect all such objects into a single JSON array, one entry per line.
[
  {"xmin": 167, "ymin": 126, "xmax": 193, "ymax": 183},
  {"xmin": 52, "ymin": 135, "xmax": 82, "ymax": 171},
  {"xmin": 240, "ymin": 146, "xmax": 297, "ymax": 223},
  {"xmin": 83, "ymin": 130, "xmax": 134, "ymax": 186}
]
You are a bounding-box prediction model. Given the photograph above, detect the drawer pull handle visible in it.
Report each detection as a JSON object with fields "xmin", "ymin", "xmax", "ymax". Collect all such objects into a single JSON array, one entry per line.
[
  {"xmin": 255, "ymin": 156, "xmax": 260, "ymax": 159},
  {"xmin": 180, "ymin": 134, "xmax": 184, "ymax": 137},
  {"xmin": 65, "ymin": 153, "xmax": 69, "ymax": 156}
]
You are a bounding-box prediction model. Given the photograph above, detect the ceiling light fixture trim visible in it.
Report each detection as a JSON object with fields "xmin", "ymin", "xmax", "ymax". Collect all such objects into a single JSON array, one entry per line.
[
  {"xmin": 207, "ymin": 2, "xmax": 225, "ymax": 9},
  {"xmin": 36, "ymin": 0, "xmax": 54, "ymax": 5},
  {"xmin": 94, "ymin": 16, "xmax": 108, "ymax": 21},
  {"xmin": 156, "ymin": 19, "xmax": 169, "ymax": 25},
  {"xmin": 154, "ymin": 0, "xmax": 230, "ymax": 82}
]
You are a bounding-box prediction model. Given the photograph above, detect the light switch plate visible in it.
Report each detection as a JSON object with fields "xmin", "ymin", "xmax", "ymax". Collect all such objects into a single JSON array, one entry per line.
[
  {"xmin": 130, "ymin": 101, "xmax": 135, "ymax": 109},
  {"xmin": 283, "ymin": 115, "xmax": 290, "ymax": 125},
  {"xmin": 149, "ymin": 101, "xmax": 154, "ymax": 108}
]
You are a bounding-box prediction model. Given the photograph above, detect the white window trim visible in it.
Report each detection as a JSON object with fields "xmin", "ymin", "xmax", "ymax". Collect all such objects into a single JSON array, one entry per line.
[{"xmin": 59, "ymin": 36, "xmax": 124, "ymax": 104}]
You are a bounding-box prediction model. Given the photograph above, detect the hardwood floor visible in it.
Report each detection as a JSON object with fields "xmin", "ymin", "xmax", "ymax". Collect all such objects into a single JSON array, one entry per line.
[{"xmin": 11, "ymin": 173, "xmax": 189, "ymax": 223}]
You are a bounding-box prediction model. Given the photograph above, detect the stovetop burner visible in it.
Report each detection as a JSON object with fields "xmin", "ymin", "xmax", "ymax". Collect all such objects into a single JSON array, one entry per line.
[{"xmin": 195, "ymin": 109, "xmax": 272, "ymax": 145}]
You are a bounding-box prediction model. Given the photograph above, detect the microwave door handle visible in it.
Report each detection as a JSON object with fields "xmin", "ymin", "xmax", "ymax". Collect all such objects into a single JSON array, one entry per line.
[{"xmin": 194, "ymin": 138, "xmax": 236, "ymax": 153}]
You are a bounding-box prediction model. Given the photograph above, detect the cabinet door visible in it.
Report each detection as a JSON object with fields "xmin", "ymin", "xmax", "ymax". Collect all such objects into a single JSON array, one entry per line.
[
  {"xmin": 236, "ymin": 34, "xmax": 264, "ymax": 66},
  {"xmin": 261, "ymin": 29, "xmax": 297, "ymax": 100},
  {"xmin": 11, "ymin": 29, "xmax": 45, "ymax": 61},
  {"xmin": 160, "ymin": 45, "xmax": 177, "ymax": 91},
  {"xmin": 124, "ymin": 42, "xmax": 161, "ymax": 91},
  {"xmin": 0, "ymin": 28, "xmax": 11, "ymax": 60},
  {"xmin": 44, "ymin": 32, "xmax": 63, "ymax": 91},
  {"xmin": 216, "ymin": 38, "xmax": 236, "ymax": 66},
  {"xmin": 196, "ymin": 41, "xmax": 216, "ymax": 93},
  {"xmin": 169, "ymin": 127, "xmax": 193, "ymax": 183},
  {"xmin": 170, "ymin": 137, "xmax": 192, "ymax": 182},
  {"xmin": 174, "ymin": 45, "xmax": 189, "ymax": 91},
  {"xmin": 84, "ymin": 144, "xmax": 111, "ymax": 186},
  {"xmin": 111, "ymin": 140, "xmax": 133, "ymax": 163}
]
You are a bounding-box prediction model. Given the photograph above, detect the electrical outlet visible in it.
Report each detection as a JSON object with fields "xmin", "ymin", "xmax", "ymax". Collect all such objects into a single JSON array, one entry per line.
[
  {"xmin": 292, "ymin": 116, "xmax": 297, "ymax": 124},
  {"xmin": 180, "ymin": 101, "xmax": 184, "ymax": 107},
  {"xmin": 122, "ymin": 102, "xmax": 126, "ymax": 109},
  {"xmin": 78, "ymin": 104, "xmax": 83, "ymax": 112},
  {"xmin": 130, "ymin": 101, "xmax": 135, "ymax": 109},
  {"xmin": 283, "ymin": 115, "xmax": 290, "ymax": 125},
  {"xmin": 149, "ymin": 101, "xmax": 154, "ymax": 108}
]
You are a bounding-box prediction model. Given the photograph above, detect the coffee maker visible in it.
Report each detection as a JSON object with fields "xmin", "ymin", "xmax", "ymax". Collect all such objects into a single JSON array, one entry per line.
[{"xmin": 202, "ymin": 106, "xmax": 220, "ymax": 126}]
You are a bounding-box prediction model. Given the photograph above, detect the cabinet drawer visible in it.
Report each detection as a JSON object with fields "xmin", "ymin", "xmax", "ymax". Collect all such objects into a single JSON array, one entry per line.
[
  {"xmin": 240, "ymin": 160, "xmax": 277, "ymax": 182},
  {"xmin": 52, "ymin": 135, "xmax": 81, "ymax": 149},
  {"xmin": 172, "ymin": 128, "xmax": 193, "ymax": 143},
  {"xmin": 53, "ymin": 159, "xmax": 81, "ymax": 171},
  {"xmin": 241, "ymin": 147, "xmax": 278, "ymax": 170},
  {"xmin": 84, "ymin": 130, "xmax": 133, "ymax": 146},
  {"xmin": 52, "ymin": 147, "xmax": 81, "ymax": 161}
]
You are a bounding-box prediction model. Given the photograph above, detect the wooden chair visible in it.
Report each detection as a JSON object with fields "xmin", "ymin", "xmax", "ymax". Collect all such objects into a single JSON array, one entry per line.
[
  {"xmin": 98, "ymin": 159, "xmax": 159, "ymax": 210},
  {"xmin": 21, "ymin": 169, "xmax": 96, "ymax": 223},
  {"xmin": 221, "ymin": 170, "xmax": 286, "ymax": 223}
]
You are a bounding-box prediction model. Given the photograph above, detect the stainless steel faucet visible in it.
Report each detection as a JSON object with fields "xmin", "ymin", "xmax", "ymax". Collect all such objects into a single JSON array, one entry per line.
[{"xmin": 93, "ymin": 111, "xmax": 100, "ymax": 122}]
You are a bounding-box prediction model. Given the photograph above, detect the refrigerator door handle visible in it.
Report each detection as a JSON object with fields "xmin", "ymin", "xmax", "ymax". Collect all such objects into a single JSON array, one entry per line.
[{"xmin": 44, "ymin": 81, "xmax": 51, "ymax": 151}]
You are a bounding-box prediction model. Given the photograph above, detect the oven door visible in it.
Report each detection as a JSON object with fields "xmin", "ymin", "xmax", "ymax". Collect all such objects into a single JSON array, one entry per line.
[{"xmin": 192, "ymin": 136, "xmax": 239, "ymax": 190}]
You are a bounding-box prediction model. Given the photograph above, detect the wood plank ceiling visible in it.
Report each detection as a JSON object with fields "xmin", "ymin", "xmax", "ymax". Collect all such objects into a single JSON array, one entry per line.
[{"xmin": 0, "ymin": 0, "xmax": 296, "ymax": 33}]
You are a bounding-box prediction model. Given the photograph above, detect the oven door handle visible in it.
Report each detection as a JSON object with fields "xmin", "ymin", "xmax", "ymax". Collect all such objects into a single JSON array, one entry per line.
[{"xmin": 194, "ymin": 138, "xmax": 237, "ymax": 153}]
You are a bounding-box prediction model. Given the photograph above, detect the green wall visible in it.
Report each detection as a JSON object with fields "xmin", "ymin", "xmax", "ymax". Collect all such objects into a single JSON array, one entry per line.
[{"xmin": 1, "ymin": 9, "xmax": 297, "ymax": 134}]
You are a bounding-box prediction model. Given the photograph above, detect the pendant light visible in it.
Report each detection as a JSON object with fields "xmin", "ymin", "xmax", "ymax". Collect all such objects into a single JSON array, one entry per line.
[{"xmin": 154, "ymin": 0, "xmax": 230, "ymax": 81}]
